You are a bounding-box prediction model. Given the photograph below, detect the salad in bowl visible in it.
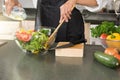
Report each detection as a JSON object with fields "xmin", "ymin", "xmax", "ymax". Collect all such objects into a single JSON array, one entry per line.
[
  {"xmin": 15, "ymin": 28, "xmax": 50, "ymax": 55},
  {"xmin": 91, "ymin": 21, "xmax": 120, "ymax": 51}
]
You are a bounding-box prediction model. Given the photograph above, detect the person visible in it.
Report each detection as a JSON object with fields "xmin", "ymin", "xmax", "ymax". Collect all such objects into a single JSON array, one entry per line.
[{"xmin": 5, "ymin": 0, "xmax": 109, "ymax": 44}]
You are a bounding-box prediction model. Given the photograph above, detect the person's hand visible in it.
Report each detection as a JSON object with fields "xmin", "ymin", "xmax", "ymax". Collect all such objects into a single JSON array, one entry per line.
[
  {"xmin": 5, "ymin": 0, "xmax": 21, "ymax": 15},
  {"xmin": 59, "ymin": 0, "xmax": 76, "ymax": 23}
]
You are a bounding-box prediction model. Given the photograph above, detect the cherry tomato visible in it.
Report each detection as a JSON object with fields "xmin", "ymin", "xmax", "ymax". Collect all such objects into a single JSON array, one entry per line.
[{"xmin": 100, "ymin": 33, "xmax": 108, "ymax": 39}]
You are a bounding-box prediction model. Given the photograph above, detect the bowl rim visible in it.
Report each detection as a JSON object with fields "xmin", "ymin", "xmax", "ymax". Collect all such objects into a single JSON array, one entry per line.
[
  {"xmin": 99, "ymin": 38, "xmax": 120, "ymax": 42},
  {"xmin": 15, "ymin": 40, "xmax": 27, "ymax": 53}
]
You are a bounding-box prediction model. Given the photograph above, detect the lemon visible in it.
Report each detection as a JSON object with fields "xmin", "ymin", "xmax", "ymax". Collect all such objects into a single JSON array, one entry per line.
[
  {"xmin": 19, "ymin": 28, "xmax": 25, "ymax": 33},
  {"xmin": 26, "ymin": 30, "xmax": 34, "ymax": 34},
  {"xmin": 32, "ymin": 50, "xmax": 39, "ymax": 55}
]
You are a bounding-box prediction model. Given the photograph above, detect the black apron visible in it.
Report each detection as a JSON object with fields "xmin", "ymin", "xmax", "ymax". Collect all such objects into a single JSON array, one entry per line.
[{"xmin": 35, "ymin": 0, "xmax": 86, "ymax": 44}]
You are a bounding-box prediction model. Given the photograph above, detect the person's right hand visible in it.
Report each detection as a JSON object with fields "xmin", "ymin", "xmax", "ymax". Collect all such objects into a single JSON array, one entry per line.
[
  {"xmin": 59, "ymin": 0, "xmax": 76, "ymax": 23},
  {"xmin": 5, "ymin": 0, "xmax": 21, "ymax": 15}
]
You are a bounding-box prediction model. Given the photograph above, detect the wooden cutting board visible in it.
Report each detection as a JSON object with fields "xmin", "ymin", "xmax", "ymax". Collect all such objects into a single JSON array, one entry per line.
[{"xmin": 55, "ymin": 42, "xmax": 84, "ymax": 57}]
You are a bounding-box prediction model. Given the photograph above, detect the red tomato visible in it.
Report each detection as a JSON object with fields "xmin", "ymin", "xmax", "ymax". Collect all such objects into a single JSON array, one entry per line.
[
  {"xmin": 100, "ymin": 33, "xmax": 108, "ymax": 39},
  {"xmin": 16, "ymin": 32, "xmax": 32, "ymax": 42}
]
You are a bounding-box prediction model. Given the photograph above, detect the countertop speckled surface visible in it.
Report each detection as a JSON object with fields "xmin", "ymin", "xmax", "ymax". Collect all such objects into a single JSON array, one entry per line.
[
  {"xmin": 25, "ymin": 9, "xmax": 117, "ymax": 24},
  {"xmin": 0, "ymin": 40, "xmax": 120, "ymax": 80},
  {"xmin": 82, "ymin": 10, "xmax": 117, "ymax": 24},
  {"xmin": 0, "ymin": 9, "xmax": 117, "ymax": 24}
]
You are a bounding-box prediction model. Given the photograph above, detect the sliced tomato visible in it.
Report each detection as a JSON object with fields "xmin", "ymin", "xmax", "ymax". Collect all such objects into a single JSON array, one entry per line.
[
  {"xmin": 100, "ymin": 33, "xmax": 108, "ymax": 39},
  {"xmin": 16, "ymin": 32, "xmax": 32, "ymax": 42}
]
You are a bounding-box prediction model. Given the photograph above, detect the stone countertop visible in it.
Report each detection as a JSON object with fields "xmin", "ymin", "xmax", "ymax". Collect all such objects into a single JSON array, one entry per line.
[
  {"xmin": 25, "ymin": 8, "xmax": 36, "ymax": 20},
  {"xmin": 0, "ymin": 8, "xmax": 117, "ymax": 25},
  {"xmin": 25, "ymin": 9, "xmax": 118, "ymax": 25},
  {"xmin": 0, "ymin": 40, "xmax": 120, "ymax": 80},
  {"xmin": 82, "ymin": 10, "xmax": 117, "ymax": 24},
  {"xmin": 0, "ymin": 8, "xmax": 117, "ymax": 24},
  {"xmin": 26, "ymin": 8, "xmax": 118, "ymax": 24}
]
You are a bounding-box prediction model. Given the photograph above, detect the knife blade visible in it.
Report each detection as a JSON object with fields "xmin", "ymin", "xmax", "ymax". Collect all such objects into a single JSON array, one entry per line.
[{"xmin": 48, "ymin": 42, "xmax": 74, "ymax": 50}]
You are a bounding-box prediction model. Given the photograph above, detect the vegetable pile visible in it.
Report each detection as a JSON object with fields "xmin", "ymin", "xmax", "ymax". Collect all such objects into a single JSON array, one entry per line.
[
  {"xmin": 94, "ymin": 51, "xmax": 119, "ymax": 68},
  {"xmin": 91, "ymin": 21, "xmax": 120, "ymax": 38},
  {"xmin": 15, "ymin": 28, "xmax": 49, "ymax": 54},
  {"xmin": 94, "ymin": 48, "xmax": 120, "ymax": 69},
  {"xmin": 91, "ymin": 21, "xmax": 120, "ymax": 68}
]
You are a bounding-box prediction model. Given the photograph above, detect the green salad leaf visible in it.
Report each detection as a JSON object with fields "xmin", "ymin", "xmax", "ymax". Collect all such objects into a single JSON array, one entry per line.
[{"xmin": 90, "ymin": 21, "xmax": 118, "ymax": 38}]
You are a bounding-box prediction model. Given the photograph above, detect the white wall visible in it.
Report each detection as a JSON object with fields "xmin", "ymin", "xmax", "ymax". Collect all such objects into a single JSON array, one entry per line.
[
  {"xmin": 0, "ymin": 0, "xmax": 35, "ymax": 12},
  {"xmin": 18, "ymin": 0, "xmax": 34, "ymax": 8},
  {"xmin": 0, "ymin": 0, "xmax": 3, "ymax": 13}
]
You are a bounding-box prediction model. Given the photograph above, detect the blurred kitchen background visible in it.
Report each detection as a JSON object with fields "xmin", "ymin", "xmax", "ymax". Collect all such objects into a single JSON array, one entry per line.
[{"xmin": 0, "ymin": 0, "xmax": 118, "ymax": 45}]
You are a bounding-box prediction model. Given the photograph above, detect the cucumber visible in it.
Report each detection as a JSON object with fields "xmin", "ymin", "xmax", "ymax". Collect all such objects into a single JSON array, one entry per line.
[{"xmin": 94, "ymin": 51, "xmax": 119, "ymax": 68}]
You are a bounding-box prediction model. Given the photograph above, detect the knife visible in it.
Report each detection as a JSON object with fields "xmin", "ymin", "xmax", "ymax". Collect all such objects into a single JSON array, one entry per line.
[
  {"xmin": 0, "ymin": 41, "xmax": 7, "ymax": 47},
  {"xmin": 48, "ymin": 42, "xmax": 74, "ymax": 50}
]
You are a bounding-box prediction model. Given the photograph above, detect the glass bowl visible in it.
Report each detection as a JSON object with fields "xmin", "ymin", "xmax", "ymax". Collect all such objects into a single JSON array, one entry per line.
[
  {"xmin": 15, "ymin": 38, "xmax": 47, "ymax": 55},
  {"xmin": 99, "ymin": 38, "xmax": 120, "ymax": 51},
  {"xmin": 15, "ymin": 27, "xmax": 54, "ymax": 55}
]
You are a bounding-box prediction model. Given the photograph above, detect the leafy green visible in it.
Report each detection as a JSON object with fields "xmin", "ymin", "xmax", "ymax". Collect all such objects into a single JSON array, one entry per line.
[
  {"xmin": 40, "ymin": 28, "xmax": 51, "ymax": 36},
  {"xmin": 90, "ymin": 21, "xmax": 118, "ymax": 38},
  {"xmin": 116, "ymin": 26, "xmax": 120, "ymax": 33}
]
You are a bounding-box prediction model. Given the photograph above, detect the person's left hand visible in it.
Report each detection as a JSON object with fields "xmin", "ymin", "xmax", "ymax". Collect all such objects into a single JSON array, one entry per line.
[{"xmin": 59, "ymin": 0, "xmax": 76, "ymax": 23}]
